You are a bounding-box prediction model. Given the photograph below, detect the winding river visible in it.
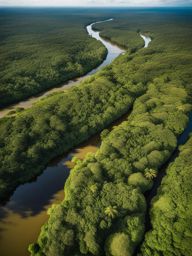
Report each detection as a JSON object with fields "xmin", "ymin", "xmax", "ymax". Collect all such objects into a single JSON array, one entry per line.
[
  {"xmin": 0, "ymin": 19, "xmax": 124, "ymax": 118},
  {"xmin": 0, "ymin": 19, "xmax": 126, "ymax": 256},
  {"xmin": 140, "ymin": 33, "xmax": 152, "ymax": 48},
  {"xmin": 0, "ymin": 20, "xmax": 152, "ymax": 256}
]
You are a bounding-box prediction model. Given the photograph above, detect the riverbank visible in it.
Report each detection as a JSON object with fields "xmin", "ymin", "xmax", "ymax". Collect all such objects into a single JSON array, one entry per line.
[
  {"xmin": 30, "ymin": 75, "xmax": 192, "ymax": 256},
  {"xmin": 0, "ymin": 10, "xmax": 109, "ymax": 108},
  {"xmin": 141, "ymin": 135, "xmax": 192, "ymax": 255},
  {"xmin": 0, "ymin": 19, "xmax": 124, "ymax": 118},
  {"xmin": 0, "ymin": 17, "xmax": 153, "ymax": 256},
  {"xmin": 133, "ymin": 112, "xmax": 192, "ymax": 255},
  {"xmin": 0, "ymin": 111, "xmax": 129, "ymax": 256}
]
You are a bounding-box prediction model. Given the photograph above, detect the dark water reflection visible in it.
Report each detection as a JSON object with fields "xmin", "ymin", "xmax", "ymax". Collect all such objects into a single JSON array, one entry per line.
[
  {"xmin": 0, "ymin": 134, "xmax": 99, "ymax": 256},
  {"xmin": 0, "ymin": 18, "xmax": 125, "ymax": 256},
  {"xmin": 0, "ymin": 106, "xmax": 128, "ymax": 256},
  {"xmin": 178, "ymin": 112, "xmax": 192, "ymax": 145},
  {"xmin": 0, "ymin": 18, "xmax": 126, "ymax": 256},
  {"xmin": 1, "ymin": 143, "xmax": 98, "ymax": 216}
]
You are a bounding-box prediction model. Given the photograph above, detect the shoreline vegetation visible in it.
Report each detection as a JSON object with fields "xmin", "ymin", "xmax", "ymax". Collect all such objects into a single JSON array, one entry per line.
[
  {"xmin": 0, "ymin": 10, "xmax": 107, "ymax": 108},
  {"xmin": 29, "ymin": 71, "xmax": 192, "ymax": 255},
  {"xmin": 0, "ymin": 49, "xmax": 145, "ymax": 203},
  {"xmin": 0, "ymin": 18, "xmax": 125, "ymax": 119},
  {"xmin": 0, "ymin": 15, "xmax": 153, "ymax": 203},
  {"xmin": 0, "ymin": 8, "xmax": 192, "ymax": 256},
  {"xmin": 29, "ymin": 10, "xmax": 192, "ymax": 256},
  {"xmin": 141, "ymin": 136, "xmax": 192, "ymax": 255}
]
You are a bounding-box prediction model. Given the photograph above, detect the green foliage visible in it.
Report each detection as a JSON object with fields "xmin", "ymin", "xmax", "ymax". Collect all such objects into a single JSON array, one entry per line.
[
  {"xmin": 1, "ymin": 47, "xmax": 149, "ymax": 201},
  {"xmin": 141, "ymin": 137, "xmax": 192, "ymax": 256},
  {"xmin": 106, "ymin": 233, "xmax": 133, "ymax": 256},
  {"xmin": 0, "ymin": 8, "xmax": 191, "ymax": 256},
  {"xmin": 71, "ymin": 156, "xmax": 81, "ymax": 165},
  {"xmin": 128, "ymin": 173, "xmax": 152, "ymax": 192},
  {"xmin": 0, "ymin": 9, "xmax": 107, "ymax": 107},
  {"xmin": 100, "ymin": 129, "xmax": 110, "ymax": 140},
  {"xmin": 104, "ymin": 206, "xmax": 118, "ymax": 219},
  {"xmin": 28, "ymin": 37, "xmax": 192, "ymax": 254},
  {"xmin": 29, "ymin": 56, "xmax": 191, "ymax": 255},
  {"xmin": 144, "ymin": 169, "xmax": 157, "ymax": 180}
]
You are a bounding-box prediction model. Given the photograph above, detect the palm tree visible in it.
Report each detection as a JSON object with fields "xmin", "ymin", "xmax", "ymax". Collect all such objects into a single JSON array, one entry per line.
[
  {"xmin": 144, "ymin": 169, "xmax": 157, "ymax": 180},
  {"xmin": 104, "ymin": 206, "xmax": 118, "ymax": 219}
]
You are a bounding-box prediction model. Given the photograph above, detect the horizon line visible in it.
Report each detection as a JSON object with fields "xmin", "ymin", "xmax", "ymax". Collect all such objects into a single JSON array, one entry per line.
[{"xmin": 0, "ymin": 5, "xmax": 192, "ymax": 8}]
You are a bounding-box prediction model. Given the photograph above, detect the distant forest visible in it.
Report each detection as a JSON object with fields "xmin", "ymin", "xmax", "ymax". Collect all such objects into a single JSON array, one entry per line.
[
  {"xmin": 0, "ymin": 9, "xmax": 107, "ymax": 107},
  {"xmin": 0, "ymin": 8, "xmax": 192, "ymax": 256}
]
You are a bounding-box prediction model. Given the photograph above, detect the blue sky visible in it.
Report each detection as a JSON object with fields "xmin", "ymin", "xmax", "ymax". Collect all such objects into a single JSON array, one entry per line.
[{"xmin": 0, "ymin": 0, "xmax": 192, "ymax": 7}]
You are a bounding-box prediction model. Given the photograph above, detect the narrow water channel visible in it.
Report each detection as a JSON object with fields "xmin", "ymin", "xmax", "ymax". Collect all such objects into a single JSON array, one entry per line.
[
  {"xmin": 133, "ymin": 112, "xmax": 192, "ymax": 255},
  {"xmin": 145, "ymin": 112, "xmax": 192, "ymax": 225}
]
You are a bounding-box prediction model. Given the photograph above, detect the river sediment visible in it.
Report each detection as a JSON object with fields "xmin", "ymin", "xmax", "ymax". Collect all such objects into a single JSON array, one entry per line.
[
  {"xmin": 0, "ymin": 20, "xmax": 153, "ymax": 256},
  {"xmin": 0, "ymin": 19, "xmax": 125, "ymax": 256}
]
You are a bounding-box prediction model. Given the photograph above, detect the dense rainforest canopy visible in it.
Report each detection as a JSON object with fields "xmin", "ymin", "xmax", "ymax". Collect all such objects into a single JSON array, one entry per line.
[
  {"xmin": 0, "ymin": 8, "xmax": 192, "ymax": 256},
  {"xmin": 141, "ymin": 136, "xmax": 192, "ymax": 256},
  {"xmin": 1, "ymin": 10, "xmax": 191, "ymax": 201},
  {"xmin": 29, "ymin": 72, "xmax": 192, "ymax": 256},
  {"xmin": 0, "ymin": 9, "xmax": 107, "ymax": 107},
  {"xmin": 29, "ymin": 9, "xmax": 192, "ymax": 256}
]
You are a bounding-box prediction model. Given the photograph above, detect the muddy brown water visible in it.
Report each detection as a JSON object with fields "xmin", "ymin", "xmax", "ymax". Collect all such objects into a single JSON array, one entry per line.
[
  {"xmin": 0, "ymin": 19, "xmax": 125, "ymax": 256},
  {"xmin": 0, "ymin": 19, "xmax": 153, "ymax": 256}
]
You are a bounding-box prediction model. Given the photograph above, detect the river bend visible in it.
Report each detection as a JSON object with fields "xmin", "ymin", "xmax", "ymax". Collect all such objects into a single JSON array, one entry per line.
[
  {"xmin": 0, "ymin": 20, "xmax": 153, "ymax": 256},
  {"xmin": 0, "ymin": 19, "xmax": 125, "ymax": 256}
]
